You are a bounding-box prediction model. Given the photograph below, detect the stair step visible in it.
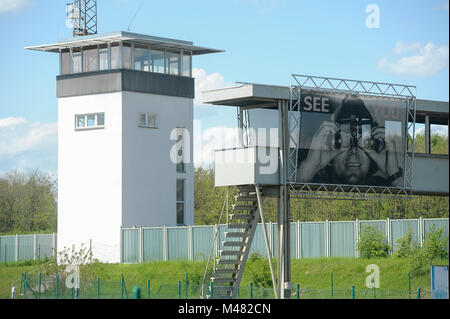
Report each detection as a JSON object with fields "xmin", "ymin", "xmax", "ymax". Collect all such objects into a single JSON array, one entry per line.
[
  {"xmin": 211, "ymin": 277, "xmax": 236, "ymax": 283},
  {"xmin": 218, "ymin": 259, "xmax": 242, "ymax": 265},
  {"xmin": 229, "ymin": 214, "xmax": 253, "ymax": 220},
  {"xmin": 222, "ymin": 241, "xmax": 245, "ymax": 247},
  {"xmin": 232, "ymin": 205, "xmax": 257, "ymax": 211},
  {"xmin": 234, "ymin": 196, "xmax": 257, "ymax": 202},
  {"xmin": 225, "ymin": 232, "xmax": 248, "ymax": 238},
  {"xmin": 211, "ymin": 285, "xmax": 234, "ymax": 291},
  {"xmin": 228, "ymin": 223, "xmax": 251, "ymax": 229},
  {"xmin": 220, "ymin": 250, "xmax": 244, "ymax": 256},
  {"xmin": 214, "ymin": 268, "xmax": 239, "ymax": 274}
]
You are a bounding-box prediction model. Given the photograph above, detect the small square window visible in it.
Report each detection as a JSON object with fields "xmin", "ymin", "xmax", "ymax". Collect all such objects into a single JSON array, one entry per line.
[
  {"xmin": 75, "ymin": 113, "xmax": 105, "ymax": 130},
  {"xmin": 138, "ymin": 113, "xmax": 158, "ymax": 128}
]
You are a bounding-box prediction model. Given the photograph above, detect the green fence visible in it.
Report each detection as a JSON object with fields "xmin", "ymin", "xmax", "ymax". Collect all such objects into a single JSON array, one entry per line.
[
  {"xmin": 122, "ymin": 218, "xmax": 448, "ymax": 263},
  {"xmin": 15, "ymin": 272, "xmax": 425, "ymax": 300}
]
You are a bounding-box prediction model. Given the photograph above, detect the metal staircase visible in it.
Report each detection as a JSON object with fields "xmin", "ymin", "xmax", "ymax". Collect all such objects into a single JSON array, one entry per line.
[{"xmin": 208, "ymin": 185, "xmax": 262, "ymax": 299}]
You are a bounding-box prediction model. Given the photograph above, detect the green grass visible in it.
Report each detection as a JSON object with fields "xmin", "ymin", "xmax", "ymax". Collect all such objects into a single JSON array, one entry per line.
[{"xmin": 1, "ymin": 257, "xmax": 447, "ymax": 299}]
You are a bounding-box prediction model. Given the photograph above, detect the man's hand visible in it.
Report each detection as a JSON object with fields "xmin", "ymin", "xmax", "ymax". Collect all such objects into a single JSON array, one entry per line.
[
  {"xmin": 299, "ymin": 121, "xmax": 341, "ymax": 182},
  {"xmin": 366, "ymin": 127, "xmax": 401, "ymax": 184}
]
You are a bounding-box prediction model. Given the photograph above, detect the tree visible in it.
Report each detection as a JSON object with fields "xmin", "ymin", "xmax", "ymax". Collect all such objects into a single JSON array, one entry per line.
[{"xmin": 0, "ymin": 169, "xmax": 57, "ymax": 234}]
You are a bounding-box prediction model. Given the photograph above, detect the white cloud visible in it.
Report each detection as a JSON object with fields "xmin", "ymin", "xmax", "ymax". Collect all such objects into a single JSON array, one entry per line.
[
  {"xmin": 0, "ymin": 117, "xmax": 26, "ymax": 128},
  {"xmin": 193, "ymin": 68, "xmax": 234, "ymax": 106},
  {"xmin": 0, "ymin": 117, "xmax": 57, "ymax": 173},
  {"xmin": 378, "ymin": 41, "xmax": 449, "ymax": 77},
  {"xmin": 0, "ymin": 0, "xmax": 32, "ymax": 14}
]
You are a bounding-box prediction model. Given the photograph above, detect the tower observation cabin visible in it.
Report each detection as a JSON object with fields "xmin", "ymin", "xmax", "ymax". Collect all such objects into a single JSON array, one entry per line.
[{"xmin": 26, "ymin": 32, "xmax": 222, "ymax": 262}]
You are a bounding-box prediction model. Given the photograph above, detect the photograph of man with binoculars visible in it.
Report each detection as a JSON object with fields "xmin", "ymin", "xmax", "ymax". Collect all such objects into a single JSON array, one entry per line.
[{"xmin": 298, "ymin": 93, "xmax": 405, "ymax": 187}]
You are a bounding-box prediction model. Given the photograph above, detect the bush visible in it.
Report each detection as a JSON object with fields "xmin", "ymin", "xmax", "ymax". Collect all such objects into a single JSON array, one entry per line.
[
  {"xmin": 406, "ymin": 226, "xmax": 448, "ymax": 277},
  {"xmin": 246, "ymin": 253, "xmax": 274, "ymax": 289},
  {"xmin": 358, "ymin": 226, "xmax": 391, "ymax": 258},
  {"xmin": 395, "ymin": 230, "xmax": 418, "ymax": 258},
  {"xmin": 422, "ymin": 226, "xmax": 449, "ymax": 260}
]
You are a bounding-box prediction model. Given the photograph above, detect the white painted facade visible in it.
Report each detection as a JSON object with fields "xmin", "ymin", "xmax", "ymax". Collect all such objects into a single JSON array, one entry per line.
[{"xmin": 58, "ymin": 91, "xmax": 194, "ymax": 263}]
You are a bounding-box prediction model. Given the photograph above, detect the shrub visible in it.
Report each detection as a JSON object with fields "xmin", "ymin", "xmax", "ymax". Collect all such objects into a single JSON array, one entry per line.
[
  {"xmin": 395, "ymin": 230, "xmax": 418, "ymax": 258},
  {"xmin": 422, "ymin": 226, "xmax": 449, "ymax": 260},
  {"xmin": 358, "ymin": 225, "xmax": 390, "ymax": 258}
]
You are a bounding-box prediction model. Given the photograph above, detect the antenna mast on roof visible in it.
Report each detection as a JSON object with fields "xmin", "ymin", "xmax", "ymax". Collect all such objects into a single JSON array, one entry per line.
[{"xmin": 66, "ymin": 0, "xmax": 97, "ymax": 37}]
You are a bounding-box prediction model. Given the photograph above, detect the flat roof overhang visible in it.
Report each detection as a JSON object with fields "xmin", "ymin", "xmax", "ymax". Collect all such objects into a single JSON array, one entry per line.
[
  {"xmin": 25, "ymin": 31, "xmax": 224, "ymax": 56},
  {"xmin": 201, "ymin": 83, "xmax": 449, "ymax": 115}
]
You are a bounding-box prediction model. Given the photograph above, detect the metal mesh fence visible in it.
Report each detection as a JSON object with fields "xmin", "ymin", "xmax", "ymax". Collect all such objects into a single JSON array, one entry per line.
[{"xmin": 15, "ymin": 272, "xmax": 426, "ymax": 299}]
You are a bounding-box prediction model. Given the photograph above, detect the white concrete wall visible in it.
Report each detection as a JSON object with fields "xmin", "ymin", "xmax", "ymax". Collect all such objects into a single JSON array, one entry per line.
[
  {"xmin": 58, "ymin": 93, "xmax": 123, "ymax": 263},
  {"xmin": 121, "ymin": 91, "xmax": 194, "ymax": 227}
]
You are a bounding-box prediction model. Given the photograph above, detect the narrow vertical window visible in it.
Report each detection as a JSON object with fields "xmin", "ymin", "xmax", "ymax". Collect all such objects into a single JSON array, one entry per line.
[
  {"xmin": 111, "ymin": 43, "xmax": 120, "ymax": 69},
  {"xmin": 176, "ymin": 179, "xmax": 185, "ymax": 225},
  {"xmin": 182, "ymin": 51, "xmax": 191, "ymax": 77},
  {"xmin": 72, "ymin": 48, "xmax": 82, "ymax": 73},
  {"xmin": 61, "ymin": 49, "xmax": 71, "ymax": 75},
  {"xmin": 99, "ymin": 45, "xmax": 109, "ymax": 71},
  {"xmin": 176, "ymin": 127, "xmax": 185, "ymax": 173}
]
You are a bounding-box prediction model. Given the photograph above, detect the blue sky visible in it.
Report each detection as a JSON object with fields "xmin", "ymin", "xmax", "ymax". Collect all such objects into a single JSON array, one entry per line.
[{"xmin": 0, "ymin": 0, "xmax": 448, "ymax": 174}]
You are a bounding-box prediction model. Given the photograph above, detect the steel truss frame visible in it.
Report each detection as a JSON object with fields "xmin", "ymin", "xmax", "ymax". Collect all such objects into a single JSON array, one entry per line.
[
  {"xmin": 289, "ymin": 74, "xmax": 417, "ymax": 200},
  {"xmin": 68, "ymin": 0, "xmax": 98, "ymax": 37}
]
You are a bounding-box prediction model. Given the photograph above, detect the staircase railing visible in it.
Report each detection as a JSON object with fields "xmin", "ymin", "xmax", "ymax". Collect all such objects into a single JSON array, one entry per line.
[{"xmin": 199, "ymin": 191, "xmax": 229, "ymax": 299}]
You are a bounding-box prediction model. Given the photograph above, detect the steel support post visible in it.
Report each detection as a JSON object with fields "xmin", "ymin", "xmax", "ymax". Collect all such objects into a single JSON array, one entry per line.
[{"xmin": 278, "ymin": 99, "xmax": 292, "ymax": 299}]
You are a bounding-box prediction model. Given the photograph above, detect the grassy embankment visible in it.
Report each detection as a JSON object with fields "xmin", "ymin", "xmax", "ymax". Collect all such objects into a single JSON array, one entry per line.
[{"xmin": 1, "ymin": 257, "xmax": 447, "ymax": 299}]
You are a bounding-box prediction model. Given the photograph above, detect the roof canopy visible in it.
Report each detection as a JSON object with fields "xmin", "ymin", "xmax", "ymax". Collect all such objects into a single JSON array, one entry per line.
[{"xmin": 25, "ymin": 31, "xmax": 223, "ymax": 56}]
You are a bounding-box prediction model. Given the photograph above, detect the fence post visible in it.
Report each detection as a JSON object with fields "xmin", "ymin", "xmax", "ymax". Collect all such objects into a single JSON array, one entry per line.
[
  {"xmin": 38, "ymin": 272, "xmax": 41, "ymax": 299},
  {"xmin": 417, "ymin": 287, "xmax": 421, "ymax": 299},
  {"xmin": 408, "ymin": 272, "xmax": 411, "ymax": 299},
  {"xmin": 351, "ymin": 286, "xmax": 355, "ymax": 299},
  {"xmin": 330, "ymin": 272, "xmax": 334, "ymax": 299},
  {"xmin": 23, "ymin": 272, "xmax": 27, "ymax": 298},
  {"xmin": 147, "ymin": 280, "xmax": 150, "ymax": 299},
  {"xmin": 325, "ymin": 220, "xmax": 330, "ymax": 258},
  {"xmin": 15, "ymin": 234, "xmax": 19, "ymax": 262},
  {"xmin": 139, "ymin": 227, "xmax": 143, "ymax": 264},
  {"xmin": 386, "ymin": 218, "xmax": 392, "ymax": 255},
  {"xmin": 419, "ymin": 217, "xmax": 423, "ymax": 247},
  {"xmin": 163, "ymin": 226, "xmax": 168, "ymax": 261},
  {"xmin": 188, "ymin": 225, "xmax": 193, "ymax": 261},
  {"xmin": 56, "ymin": 273, "xmax": 59, "ymax": 299},
  {"xmin": 355, "ymin": 219, "xmax": 360, "ymax": 258},
  {"xmin": 97, "ymin": 277, "xmax": 100, "ymax": 299},
  {"xmin": 210, "ymin": 282, "xmax": 213, "ymax": 299},
  {"xmin": 52, "ymin": 233, "xmax": 57, "ymax": 258},
  {"xmin": 120, "ymin": 228, "xmax": 123, "ymax": 263},
  {"xmin": 178, "ymin": 280, "xmax": 181, "ymax": 299},
  {"xmin": 297, "ymin": 220, "xmax": 301, "ymax": 259},
  {"xmin": 133, "ymin": 286, "xmax": 141, "ymax": 299},
  {"xmin": 185, "ymin": 273, "xmax": 189, "ymax": 299},
  {"xmin": 296, "ymin": 283, "xmax": 300, "ymax": 299},
  {"xmin": 33, "ymin": 233, "xmax": 37, "ymax": 261},
  {"xmin": 121, "ymin": 274, "xmax": 124, "ymax": 299},
  {"xmin": 250, "ymin": 282, "xmax": 253, "ymax": 299}
]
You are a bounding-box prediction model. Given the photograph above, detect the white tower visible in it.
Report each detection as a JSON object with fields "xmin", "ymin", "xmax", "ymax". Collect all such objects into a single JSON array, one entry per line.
[{"xmin": 26, "ymin": 32, "xmax": 222, "ymax": 262}]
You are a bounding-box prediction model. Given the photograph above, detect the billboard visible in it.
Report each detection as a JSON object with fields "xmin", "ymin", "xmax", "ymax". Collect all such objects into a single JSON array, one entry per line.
[{"xmin": 296, "ymin": 89, "xmax": 407, "ymax": 187}]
